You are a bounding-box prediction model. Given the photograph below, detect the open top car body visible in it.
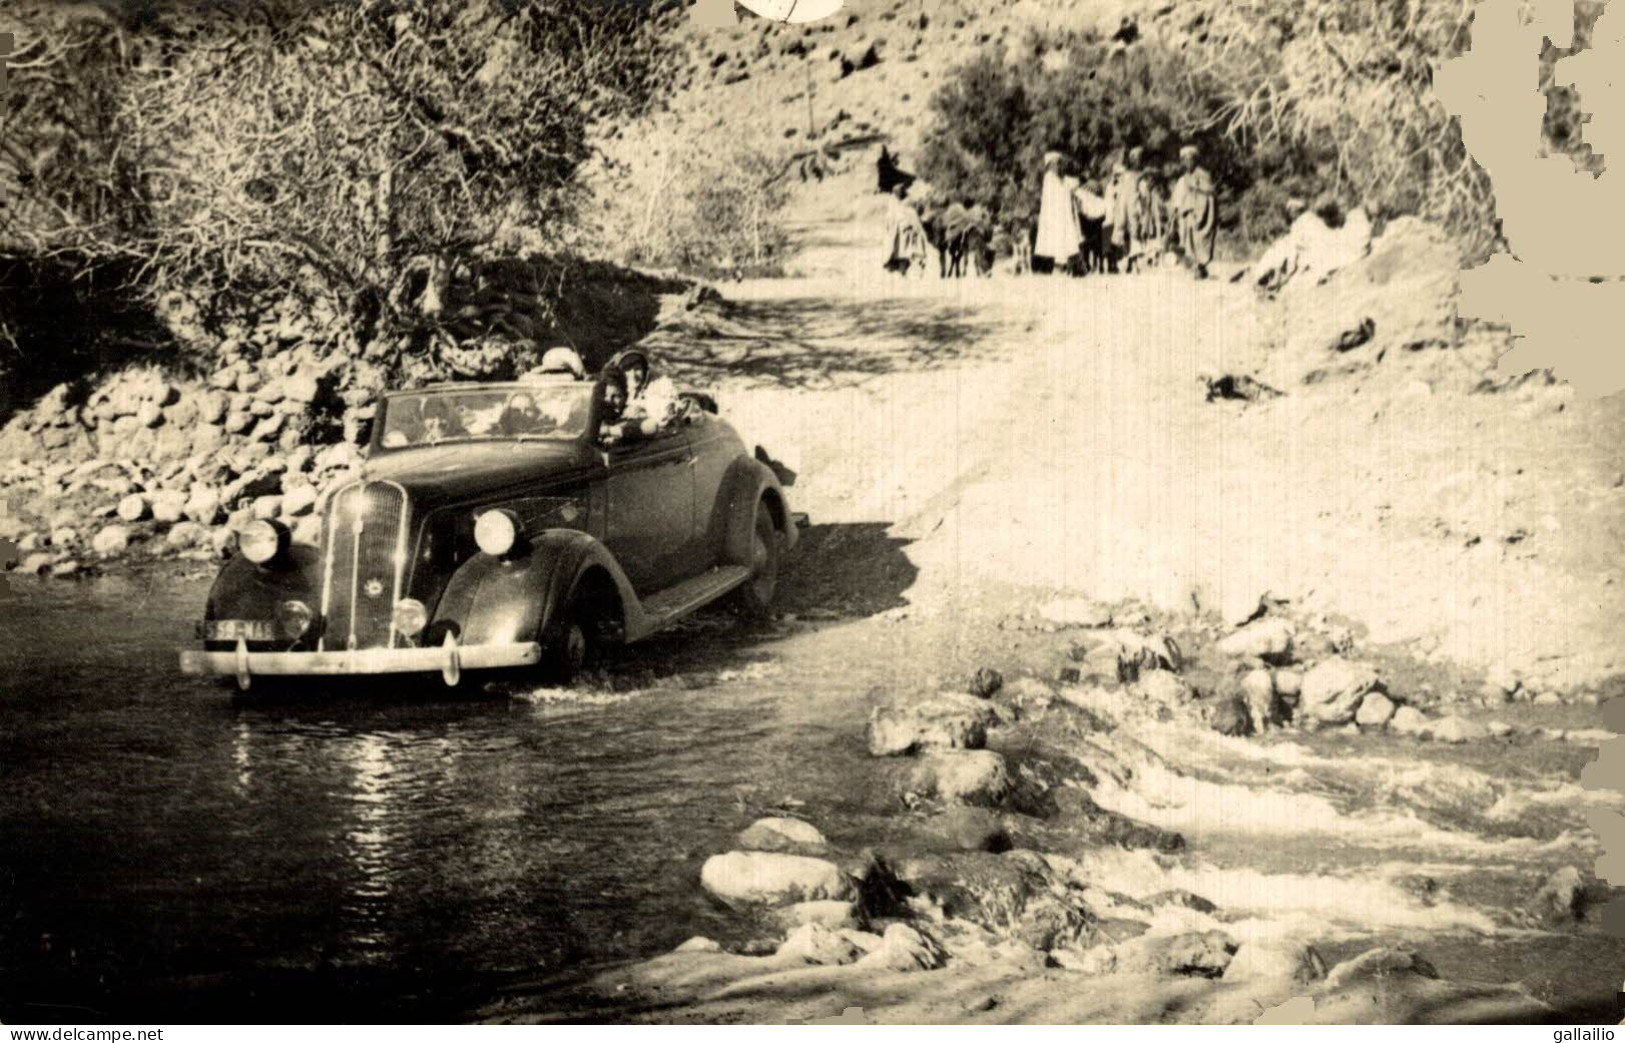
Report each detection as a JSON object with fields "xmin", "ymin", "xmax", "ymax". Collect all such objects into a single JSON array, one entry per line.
[{"xmin": 178, "ymin": 351, "xmax": 798, "ymax": 689}]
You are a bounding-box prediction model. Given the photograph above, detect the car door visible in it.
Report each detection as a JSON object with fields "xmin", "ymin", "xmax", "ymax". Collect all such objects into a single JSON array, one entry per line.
[
  {"xmin": 603, "ymin": 426, "xmax": 696, "ymax": 595},
  {"xmin": 682, "ymin": 410, "xmax": 739, "ymax": 569}
]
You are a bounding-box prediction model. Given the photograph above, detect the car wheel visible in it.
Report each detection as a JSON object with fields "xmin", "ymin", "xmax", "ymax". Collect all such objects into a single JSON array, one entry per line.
[
  {"xmin": 543, "ymin": 598, "xmax": 598, "ymax": 685},
  {"xmin": 731, "ymin": 504, "xmax": 783, "ymax": 620}
]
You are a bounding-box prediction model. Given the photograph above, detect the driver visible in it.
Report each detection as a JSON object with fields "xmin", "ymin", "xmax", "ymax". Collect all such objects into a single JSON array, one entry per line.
[
  {"xmin": 499, "ymin": 392, "xmax": 552, "ymax": 436},
  {"xmin": 420, "ymin": 397, "xmax": 462, "ymax": 443}
]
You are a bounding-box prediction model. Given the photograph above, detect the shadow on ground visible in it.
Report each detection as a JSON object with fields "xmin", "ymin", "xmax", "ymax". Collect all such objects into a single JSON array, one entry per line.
[{"xmin": 642, "ymin": 296, "xmax": 1020, "ymax": 391}]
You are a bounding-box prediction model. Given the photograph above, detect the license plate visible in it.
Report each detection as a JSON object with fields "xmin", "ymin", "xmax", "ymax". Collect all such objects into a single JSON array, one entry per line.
[{"xmin": 202, "ymin": 619, "xmax": 279, "ymax": 642}]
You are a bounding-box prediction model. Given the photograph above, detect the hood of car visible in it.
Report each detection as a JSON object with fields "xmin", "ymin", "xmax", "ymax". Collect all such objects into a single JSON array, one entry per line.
[{"xmin": 360, "ymin": 440, "xmax": 601, "ymax": 506}]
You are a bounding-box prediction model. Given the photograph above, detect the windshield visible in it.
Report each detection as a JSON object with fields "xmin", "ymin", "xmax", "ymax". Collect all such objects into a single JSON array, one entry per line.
[{"xmin": 377, "ymin": 385, "xmax": 592, "ymax": 448}]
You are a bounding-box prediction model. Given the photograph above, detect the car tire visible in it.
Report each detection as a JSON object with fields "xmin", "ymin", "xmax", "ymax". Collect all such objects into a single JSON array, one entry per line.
[
  {"xmin": 542, "ymin": 597, "xmax": 599, "ymax": 685},
  {"xmin": 731, "ymin": 503, "xmax": 783, "ymax": 620}
]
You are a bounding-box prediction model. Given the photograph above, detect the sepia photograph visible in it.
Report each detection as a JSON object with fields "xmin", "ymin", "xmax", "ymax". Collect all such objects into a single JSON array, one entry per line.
[{"xmin": 1, "ymin": 0, "xmax": 1622, "ymax": 1029}]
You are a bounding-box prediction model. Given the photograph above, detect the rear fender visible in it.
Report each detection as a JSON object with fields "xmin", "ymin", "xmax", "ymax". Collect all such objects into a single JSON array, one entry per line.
[
  {"xmin": 715, "ymin": 457, "xmax": 796, "ymax": 566},
  {"xmin": 433, "ymin": 529, "xmax": 640, "ymax": 646}
]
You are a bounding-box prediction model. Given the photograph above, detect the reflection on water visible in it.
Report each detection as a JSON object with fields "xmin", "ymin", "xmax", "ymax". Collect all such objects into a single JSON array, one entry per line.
[{"xmin": 0, "ymin": 568, "xmax": 878, "ymax": 1022}]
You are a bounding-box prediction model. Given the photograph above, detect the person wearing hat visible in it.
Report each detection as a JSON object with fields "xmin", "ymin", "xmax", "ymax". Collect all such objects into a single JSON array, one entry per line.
[
  {"xmin": 1170, "ymin": 143, "xmax": 1218, "ymax": 277},
  {"xmin": 526, "ymin": 346, "xmax": 587, "ymax": 381},
  {"xmin": 1033, "ymin": 150, "xmax": 1082, "ymax": 274}
]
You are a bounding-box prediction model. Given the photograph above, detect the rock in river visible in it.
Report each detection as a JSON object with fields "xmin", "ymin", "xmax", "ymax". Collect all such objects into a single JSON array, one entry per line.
[
  {"xmin": 737, "ymin": 817, "xmax": 828, "ymax": 854},
  {"xmin": 775, "ymin": 922, "xmax": 863, "ymax": 966},
  {"xmin": 1224, "ymin": 940, "xmax": 1328, "ymax": 985},
  {"xmin": 700, "ymin": 851, "xmax": 855, "ymax": 907},
  {"xmin": 907, "ymin": 750, "xmax": 1012, "ymax": 805},
  {"xmin": 1300, "ymin": 657, "xmax": 1384, "ymax": 725},
  {"xmin": 855, "ymin": 923, "xmax": 946, "ymax": 972},
  {"xmin": 1216, "ymin": 617, "xmax": 1295, "ymax": 661},
  {"xmin": 867, "ymin": 695, "xmax": 995, "ymax": 756},
  {"xmin": 1354, "ymin": 692, "xmax": 1397, "ymax": 728}
]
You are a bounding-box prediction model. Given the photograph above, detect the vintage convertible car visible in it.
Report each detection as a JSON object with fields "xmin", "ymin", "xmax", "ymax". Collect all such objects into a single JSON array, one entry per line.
[{"xmin": 177, "ymin": 351, "xmax": 798, "ymax": 689}]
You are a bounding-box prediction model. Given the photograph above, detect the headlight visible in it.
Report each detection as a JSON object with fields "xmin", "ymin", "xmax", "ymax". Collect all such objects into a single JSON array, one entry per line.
[
  {"xmin": 276, "ymin": 599, "xmax": 313, "ymax": 639},
  {"xmin": 393, "ymin": 598, "xmax": 428, "ymax": 638},
  {"xmin": 474, "ymin": 509, "xmax": 521, "ymax": 557},
  {"xmin": 239, "ymin": 520, "xmax": 288, "ymax": 566}
]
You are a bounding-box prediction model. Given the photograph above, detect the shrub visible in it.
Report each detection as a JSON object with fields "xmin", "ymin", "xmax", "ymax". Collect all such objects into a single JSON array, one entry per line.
[
  {"xmin": 0, "ymin": 0, "xmax": 679, "ymax": 391},
  {"xmin": 606, "ymin": 124, "xmax": 794, "ymax": 276}
]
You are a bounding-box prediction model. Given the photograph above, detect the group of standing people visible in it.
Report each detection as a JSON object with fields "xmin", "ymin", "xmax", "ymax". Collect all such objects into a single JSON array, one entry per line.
[
  {"xmin": 878, "ymin": 142, "xmax": 1218, "ymax": 280},
  {"xmin": 1035, "ymin": 144, "xmax": 1217, "ymax": 278}
]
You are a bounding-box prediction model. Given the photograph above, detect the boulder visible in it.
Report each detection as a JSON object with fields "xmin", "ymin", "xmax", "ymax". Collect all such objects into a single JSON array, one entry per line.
[
  {"xmin": 699, "ymin": 851, "xmax": 855, "ymax": 907},
  {"xmin": 867, "ymin": 697, "xmax": 990, "ymax": 756},
  {"xmin": 284, "ymin": 373, "xmax": 320, "ymax": 403},
  {"xmin": 116, "ymin": 494, "xmax": 149, "ymax": 522},
  {"xmin": 935, "ymin": 806, "xmax": 1008, "ymax": 851},
  {"xmin": 1209, "ymin": 697, "xmax": 1253, "ymax": 737},
  {"xmin": 49, "ymin": 527, "xmax": 79, "ymax": 548},
  {"xmin": 224, "ymin": 411, "xmax": 253, "ymax": 435},
  {"xmin": 855, "ymin": 923, "xmax": 944, "ymax": 972},
  {"xmin": 775, "ymin": 922, "xmax": 863, "ymax": 966},
  {"xmin": 1531, "ymin": 865, "xmax": 1587, "ymax": 921},
  {"xmin": 908, "ymin": 750, "xmax": 1012, "ymax": 805},
  {"xmin": 674, "ymin": 936, "xmax": 722, "ymax": 953},
  {"xmin": 1428, "ymin": 715, "xmax": 1488, "ymax": 744},
  {"xmin": 1273, "ymin": 669, "xmax": 1304, "ymax": 700},
  {"xmin": 19, "ymin": 553, "xmax": 56, "ymax": 575},
  {"xmin": 776, "ymin": 900, "xmax": 860, "ymax": 930},
  {"xmin": 198, "ymin": 392, "xmax": 228, "ymax": 425},
  {"xmin": 137, "ymin": 401, "xmax": 164, "ymax": 428},
  {"xmin": 737, "ymin": 817, "xmax": 828, "ymax": 854},
  {"xmin": 252, "ymin": 495, "xmax": 284, "ymax": 521},
  {"xmin": 1354, "ymin": 692, "xmax": 1397, "ymax": 728},
  {"xmin": 279, "ymin": 483, "xmax": 318, "ymax": 519},
  {"xmin": 1389, "ymin": 705, "xmax": 1429, "ymax": 736},
  {"xmin": 150, "ymin": 491, "xmax": 187, "ymax": 524},
  {"xmin": 1135, "ymin": 671, "xmax": 1194, "ymax": 707},
  {"xmin": 1001, "ymin": 676, "xmax": 1057, "ymax": 712},
  {"xmin": 208, "ymin": 526, "xmax": 238, "ymax": 557},
  {"xmin": 90, "ymin": 525, "xmax": 130, "ymax": 557},
  {"xmin": 1216, "ymin": 617, "xmax": 1295, "ymax": 661},
  {"xmin": 184, "ymin": 487, "xmax": 223, "ymax": 525},
  {"xmin": 251, "ymin": 414, "xmax": 286, "ymax": 442},
  {"xmin": 1078, "ymin": 930, "xmax": 1237, "ymax": 978},
  {"xmin": 1299, "ymin": 658, "xmax": 1384, "ymax": 725},
  {"xmin": 1240, "ymin": 669, "xmax": 1280, "ymax": 729},
  {"xmin": 1323, "ymin": 946, "xmax": 1437, "ymax": 990},
  {"xmin": 1224, "ymin": 940, "xmax": 1328, "ymax": 985},
  {"xmin": 165, "ymin": 521, "xmax": 206, "ymax": 548},
  {"xmin": 969, "ymin": 667, "xmax": 1004, "ymax": 698}
]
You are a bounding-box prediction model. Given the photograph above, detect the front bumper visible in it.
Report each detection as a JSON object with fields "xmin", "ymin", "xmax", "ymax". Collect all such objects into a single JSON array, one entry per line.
[{"xmin": 179, "ymin": 638, "xmax": 541, "ymax": 689}]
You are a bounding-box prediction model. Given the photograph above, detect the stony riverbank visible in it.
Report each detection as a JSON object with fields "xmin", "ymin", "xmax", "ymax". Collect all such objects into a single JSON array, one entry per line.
[{"xmin": 481, "ymin": 589, "xmax": 1620, "ymax": 1025}]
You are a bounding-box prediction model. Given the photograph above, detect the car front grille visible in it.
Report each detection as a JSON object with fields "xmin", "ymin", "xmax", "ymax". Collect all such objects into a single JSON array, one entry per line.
[{"xmin": 320, "ymin": 480, "xmax": 409, "ymax": 651}]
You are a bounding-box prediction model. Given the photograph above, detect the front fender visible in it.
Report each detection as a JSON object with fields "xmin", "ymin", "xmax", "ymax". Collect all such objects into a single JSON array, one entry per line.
[
  {"xmin": 433, "ymin": 529, "xmax": 639, "ymax": 646},
  {"xmin": 201, "ymin": 546, "xmax": 323, "ymax": 648}
]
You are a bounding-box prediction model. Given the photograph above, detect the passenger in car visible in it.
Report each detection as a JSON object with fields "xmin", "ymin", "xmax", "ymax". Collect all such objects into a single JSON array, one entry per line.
[{"xmin": 499, "ymin": 392, "xmax": 549, "ymax": 436}]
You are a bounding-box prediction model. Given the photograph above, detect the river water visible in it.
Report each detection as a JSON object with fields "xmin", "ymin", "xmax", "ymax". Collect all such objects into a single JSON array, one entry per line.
[
  {"xmin": 0, "ymin": 565, "xmax": 925, "ymax": 1022},
  {"xmin": 4, "ymin": 566, "xmax": 1622, "ymax": 1023}
]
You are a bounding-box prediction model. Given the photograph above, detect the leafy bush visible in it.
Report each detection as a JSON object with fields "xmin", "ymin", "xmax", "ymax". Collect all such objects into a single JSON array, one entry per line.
[
  {"xmin": 0, "ymin": 0, "xmax": 679, "ymax": 393},
  {"xmin": 603, "ymin": 123, "xmax": 795, "ymax": 277}
]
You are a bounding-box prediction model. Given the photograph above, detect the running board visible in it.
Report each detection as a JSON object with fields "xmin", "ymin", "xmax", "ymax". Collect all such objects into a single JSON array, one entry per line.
[{"xmin": 636, "ymin": 565, "xmax": 753, "ymax": 634}]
